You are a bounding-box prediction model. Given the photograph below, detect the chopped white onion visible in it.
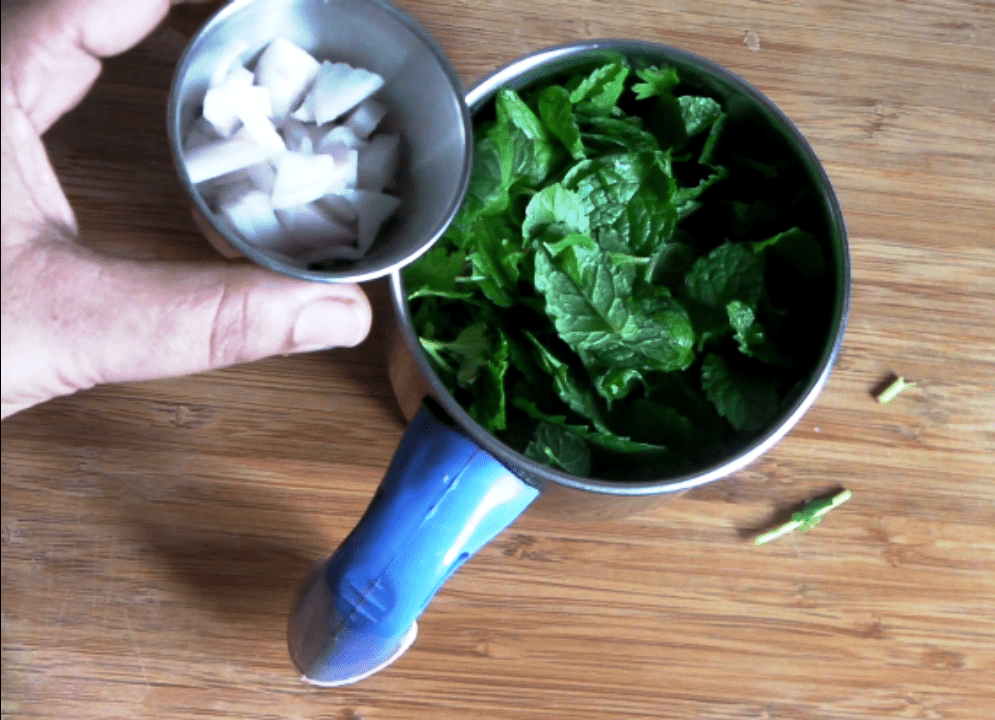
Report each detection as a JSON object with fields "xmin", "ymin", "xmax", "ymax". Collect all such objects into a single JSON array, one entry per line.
[
  {"xmin": 184, "ymin": 38, "xmax": 401, "ymax": 265},
  {"xmin": 345, "ymin": 98, "xmax": 388, "ymax": 139},
  {"xmin": 241, "ymin": 161, "xmax": 278, "ymax": 194},
  {"xmin": 305, "ymin": 61, "xmax": 385, "ymax": 125},
  {"xmin": 184, "ymin": 139, "xmax": 277, "ymax": 184},
  {"xmin": 202, "ymin": 66, "xmax": 254, "ymax": 137},
  {"xmin": 219, "ymin": 185, "xmax": 286, "ymax": 249},
  {"xmin": 316, "ymin": 124, "xmax": 363, "ymax": 153},
  {"xmin": 271, "ymin": 153, "xmax": 342, "ymax": 209},
  {"xmin": 341, "ymin": 189, "xmax": 402, "ymax": 253},
  {"xmin": 317, "ymin": 193, "xmax": 359, "ymax": 224},
  {"xmin": 275, "ymin": 202, "xmax": 356, "ymax": 249},
  {"xmin": 254, "ymin": 37, "xmax": 321, "ymax": 121},
  {"xmin": 358, "ymin": 134, "xmax": 400, "ymax": 193},
  {"xmin": 280, "ymin": 118, "xmax": 314, "ymax": 154}
]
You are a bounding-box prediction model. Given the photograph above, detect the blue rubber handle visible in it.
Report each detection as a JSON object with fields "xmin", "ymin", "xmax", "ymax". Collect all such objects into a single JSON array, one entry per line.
[{"xmin": 287, "ymin": 403, "xmax": 538, "ymax": 685}]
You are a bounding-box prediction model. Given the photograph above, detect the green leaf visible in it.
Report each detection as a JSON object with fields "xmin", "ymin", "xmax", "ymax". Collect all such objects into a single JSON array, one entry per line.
[
  {"xmin": 404, "ymin": 244, "xmax": 468, "ymax": 299},
  {"xmin": 698, "ymin": 113, "xmax": 727, "ymax": 166},
  {"xmin": 534, "ymin": 241, "xmax": 696, "ymax": 373},
  {"xmin": 463, "ymin": 134, "xmax": 507, "ymax": 219},
  {"xmin": 685, "ymin": 242, "xmax": 765, "ymax": 308},
  {"xmin": 593, "ymin": 367, "xmax": 645, "ymax": 406},
  {"xmin": 678, "ymin": 95, "xmax": 723, "ymax": 138},
  {"xmin": 700, "ymin": 354, "xmax": 780, "ymax": 433},
  {"xmin": 468, "ymin": 329, "xmax": 510, "ymax": 431},
  {"xmin": 563, "ymin": 152, "xmax": 676, "ymax": 255},
  {"xmin": 569, "ymin": 62, "xmax": 631, "ymax": 110},
  {"xmin": 521, "ymin": 184, "xmax": 590, "ymax": 243},
  {"xmin": 523, "ymin": 330, "xmax": 603, "ymax": 422},
  {"xmin": 495, "ymin": 88, "xmax": 559, "ymax": 186},
  {"xmin": 752, "ymin": 227, "xmax": 827, "ymax": 277},
  {"xmin": 538, "ymin": 85, "xmax": 585, "ymax": 159},
  {"xmin": 672, "ymin": 165, "xmax": 728, "ymax": 221},
  {"xmin": 468, "ymin": 218, "xmax": 525, "ymax": 307},
  {"xmin": 623, "ymin": 398, "xmax": 701, "ymax": 445},
  {"xmin": 579, "ymin": 115, "xmax": 660, "ymax": 154},
  {"xmin": 525, "ymin": 422, "xmax": 592, "ymax": 476},
  {"xmin": 451, "ymin": 322, "xmax": 491, "ymax": 386},
  {"xmin": 726, "ymin": 300, "xmax": 790, "ymax": 367},
  {"xmin": 631, "ymin": 65, "xmax": 680, "ymax": 100}
]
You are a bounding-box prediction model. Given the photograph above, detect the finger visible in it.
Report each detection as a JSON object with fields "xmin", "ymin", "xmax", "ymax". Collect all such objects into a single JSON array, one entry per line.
[
  {"xmin": 1, "ymin": 0, "xmax": 217, "ymax": 133},
  {"xmin": 1, "ymin": 241, "xmax": 372, "ymax": 417}
]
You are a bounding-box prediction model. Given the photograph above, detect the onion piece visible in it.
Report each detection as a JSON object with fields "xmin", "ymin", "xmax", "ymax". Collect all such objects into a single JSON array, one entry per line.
[
  {"xmin": 219, "ymin": 185, "xmax": 286, "ymax": 249},
  {"xmin": 254, "ymin": 38, "xmax": 321, "ymax": 121},
  {"xmin": 281, "ymin": 118, "xmax": 314, "ymax": 154},
  {"xmin": 233, "ymin": 88, "xmax": 285, "ymax": 152},
  {"xmin": 317, "ymin": 193, "xmax": 359, "ymax": 224},
  {"xmin": 357, "ymin": 134, "xmax": 400, "ymax": 193},
  {"xmin": 241, "ymin": 161, "xmax": 278, "ymax": 194},
  {"xmin": 275, "ymin": 202, "xmax": 356, "ymax": 249},
  {"xmin": 304, "ymin": 61, "xmax": 385, "ymax": 125},
  {"xmin": 345, "ymin": 98, "xmax": 388, "ymax": 139},
  {"xmin": 270, "ymin": 153, "xmax": 340, "ymax": 209},
  {"xmin": 185, "ymin": 138, "xmax": 277, "ymax": 184},
  {"xmin": 202, "ymin": 66, "xmax": 254, "ymax": 137},
  {"xmin": 316, "ymin": 124, "xmax": 363, "ymax": 153},
  {"xmin": 341, "ymin": 189, "xmax": 401, "ymax": 253}
]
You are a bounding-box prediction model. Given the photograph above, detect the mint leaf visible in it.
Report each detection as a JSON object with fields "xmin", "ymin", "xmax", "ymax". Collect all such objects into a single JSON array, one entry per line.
[
  {"xmin": 569, "ymin": 62, "xmax": 630, "ymax": 110},
  {"xmin": 752, "ymin": 227, "xmax": 827, "ymax": 277},
  {"xmin": 685, "ymin": 242, "xmax": 765, "ymax": 307},
  {"xmin": 468, "ymin": 218, "xmax": 525, "ymax": 307},
  {"xmin": 672, "ymin": 165, "xmax": 728, "ymax": 221},
  {"xmin": 404, "ymin": 244, "xmax": 468, "ymax": 299},
  {"xmin": 523, "ymin": 329, "xmax": 610, "ymax": 432},
  {"xmin": 495, "ymin": 88, "xmax": 559, "ymax": 185},
  {"xmin": 563, "ymin": 152, "xmax": 676, "ymax": 255},
  {"xmin": 700, "ymin": 354, "xmax": 779, "ymax": 433},
  {"xmin": 538, "ymin": 85, "xmax": 585, "ymax": 159},
  {"xmin": 462, "ymin": 134, "xmax": 508, "ymax": 219},
  {"xmin": 623, "ymin": 398, "xmax": 701, "ymax": 445},
  {"xmin": 466, "ymin": 327, "xmax": 510, "ymax": 431},
  {"xmin": 678, "ymin": 96, "xmax": 723, "ymax": 137},
  {"xmin": 631, "ymin": 65, "xmax": 680, "ymax": 100},
  {"xmin": 601, "ymin": 163, "xmax": 677, "ymax": 255},
  {"xmin": 534, "ymin": 241, "xmax": 695, "ymax": 373},
  {"xmin": 726, "ymin": 300, "xmax": 790, "ymax": 367},
  {"xmin": 699, "ymin": 113, "xmax": 726, "ymax": 166},
  {"xmin": 579, "ymin": 115, "xmax": 660, "ymax": 154},
  {"xmin": 525, "ymin": 422, "xmax": 592, "ymax": 476},
  {"xmin": 522, "ymin": 184, "xmax": 590, "ymax": 243},
  {"xmin": 593, "ymin": 367, "xmax": 645, "ymax": 406}
]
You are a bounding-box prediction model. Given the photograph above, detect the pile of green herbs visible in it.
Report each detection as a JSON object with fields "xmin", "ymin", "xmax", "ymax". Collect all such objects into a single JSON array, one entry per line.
[{"xmin": 403, "ymin": 59, "xmax": 833, "ymax": 480}]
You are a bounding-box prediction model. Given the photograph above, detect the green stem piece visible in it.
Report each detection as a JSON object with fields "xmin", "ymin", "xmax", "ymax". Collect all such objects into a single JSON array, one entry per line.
[
  {"xmin": 754, "ymin": 489, "xmax": 852, "ymax": 546},
  {"xmin": 877, "ymin": 376, "xmax": 915, "ymax": 404}
]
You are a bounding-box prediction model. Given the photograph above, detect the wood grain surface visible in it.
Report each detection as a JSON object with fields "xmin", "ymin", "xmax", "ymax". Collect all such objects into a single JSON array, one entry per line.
[{"xmin": 3, "ymin": 1, "xmax": 994, "ymax": 718}]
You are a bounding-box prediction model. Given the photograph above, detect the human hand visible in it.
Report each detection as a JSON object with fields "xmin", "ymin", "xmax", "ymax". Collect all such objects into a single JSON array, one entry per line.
[{"xmin": 1, "ymin": 0, "xmax": 373, "ymax": 420}]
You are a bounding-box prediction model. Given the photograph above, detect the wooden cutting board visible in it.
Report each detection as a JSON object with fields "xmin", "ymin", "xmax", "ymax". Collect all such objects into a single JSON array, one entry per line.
[{"xmin": 3, "ymin": 1, "xmax": 993, "ymax": 718}]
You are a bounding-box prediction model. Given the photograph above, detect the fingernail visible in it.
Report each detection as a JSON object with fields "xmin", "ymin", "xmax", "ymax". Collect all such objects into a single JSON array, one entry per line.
[{"xmin": 293, "ymin": 298, "xmax": 366, "ymax": 351}]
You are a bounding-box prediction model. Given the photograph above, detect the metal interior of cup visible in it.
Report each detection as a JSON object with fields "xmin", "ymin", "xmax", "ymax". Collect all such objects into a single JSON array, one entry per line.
[
  {"xmin": 391, "ymin": 40, "xmax": 851, "ymax": 496},
  {"xmin": 167, "ymin": 0, "xmax": 473, "ymax": 283}
]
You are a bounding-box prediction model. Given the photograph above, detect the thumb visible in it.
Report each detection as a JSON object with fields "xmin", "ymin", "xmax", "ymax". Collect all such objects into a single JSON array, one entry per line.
[{"xmin": 1, "ymin": 242, "xmax": 372, "ymax": 417}]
